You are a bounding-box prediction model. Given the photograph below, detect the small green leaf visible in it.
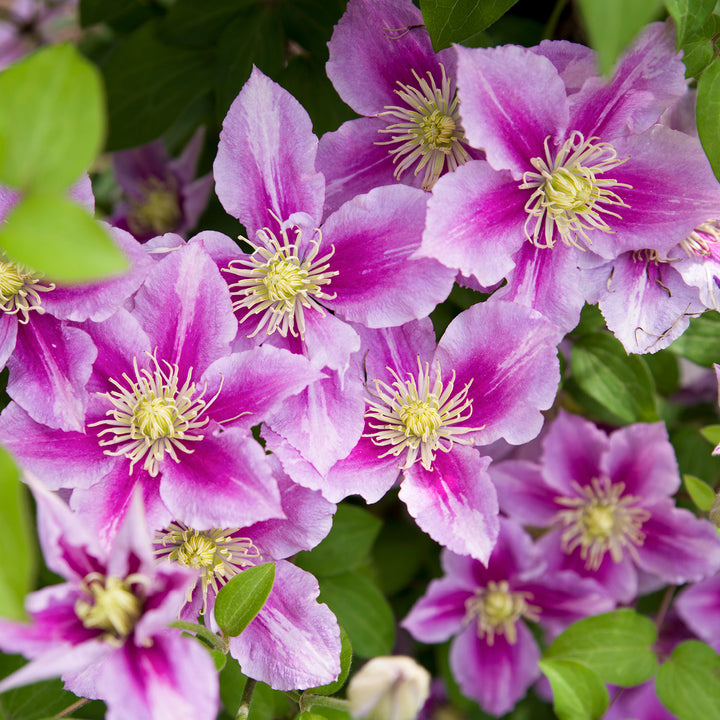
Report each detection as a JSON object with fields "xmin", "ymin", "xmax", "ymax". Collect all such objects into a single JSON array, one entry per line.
[
  {"xmin": 701, "ymin": 425, "xmax": 720, "ymax": 446},
  {"xmin": 214, "ymin": 562, "xmax": 275, "ymax": 637},
  {"xmin": 0, "ymin": 192, "xmax": 128, "ymax": 283},
  {"xmin": 318, "ymin": 571, "xmax": 395, "ymax": 658},
  {"xmin": 420, "ymin": 0, "xmax": 520, "ymax": 51},
  {"xmin": 0, "ymin": 447, "xmax": 35, "ymax": 621},
  {"xmin": 546, "ymin": 610, "xmax": 658, "ymax": 687},
  {"xmin": 310, "ymin": 627, "xmax": 352, "ymax": 695},
  {"xmin": 698, "ymin": 58, "xmax": 720, "ymax": 182},
  {"xmin": 570, "ymin": 333, "xmax": 658, "ymax": 424},
  {"xmin": 665, "ymin": 0, "xmax": 715, "ymax": 47},
  {"xmin": 210, "ymin": 649, "xmax": 226, "ymax": 671},
  {"xmin": 0, "ymin": 44, "xmax": 104, "ymax": 191},
  {"xmin": 680, "ymin": 13, "xmax": 720, "ymax": 78},
  {"xmin": 539, "ymin": 659, "xmax": 609, "ymax": 720},
  {"xmin": 684, "ymin": 474, "xmax": 716, "ymax": 511},
  {"xmin": 656, "ymin": 641, "xmax": 720, "ymax": 720},
  {"xmin": 576, "ymin": 0, "xmax": 665, "ymax": 74},
  {"xmin": 295, "ymin": 505, "xmax": 382, "ymax": 578}
]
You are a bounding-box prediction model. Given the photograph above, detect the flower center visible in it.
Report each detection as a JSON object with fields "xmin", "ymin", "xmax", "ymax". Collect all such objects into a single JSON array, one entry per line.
[
  {"xmin": 680, "ymin": 219, "xmax": 720, "ymax": 259},
  {"xmin": 553, "ymin": 477, "xmax": 650, "ymax": 570},
  {"xmin": 0, "ymin": 256, "xmax": 54, "ymax": 324},
  {"xmin": 90, "ymin": 352, "xmax": 217, "ymax": 477},
  {"xmin": 519, "ymin": 131, "xmax": 631, "ymax": 249},
  {"xmin": 75, "ymin": 572, "xmax": 145, "ymax": 642},
  {"xmin": 154, "ymin": 522, "xmax": 261, "ymax": 613},
  {"xmin": 223, "ymin": 224, "xmax": 338, "ymax": 339},
  {"xmin": 127, "ymin": 178, "xmax": 181, "ymax": 236},
  {"xmin": 464, "ymin": 580, "xmax": 540, "ymax": 645},
  {"xmin": 364, "ymin": 358, "xmax": 482, "ymax": 471},
  {"xmin": 377, "ymin": 64, "xmax": 470, "ymax": 191}
]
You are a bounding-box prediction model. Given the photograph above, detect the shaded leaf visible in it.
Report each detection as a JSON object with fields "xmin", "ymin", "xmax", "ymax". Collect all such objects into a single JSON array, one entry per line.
[
  {"xmin": 570, "ymin": 333, "xmax": 658, "ymax": 424},
  {"xmin": 295, "ymin": 505, "xmax": 381, "ymax": 578},
  {"xmin": 101, "ymin": 21, "xmax": 213, "ymax": 150},
  {"xmin": 318, "ymin": 571, "xmax": 395, "ymax": 658},
  {"xmin": 668, "ymin": 311, "xmax": 720, "ymax": 367}
]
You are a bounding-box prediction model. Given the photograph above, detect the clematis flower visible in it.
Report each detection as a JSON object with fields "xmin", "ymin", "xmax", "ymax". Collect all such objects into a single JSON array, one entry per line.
[
  {"xmin": 111, "ymin": 128, "xmax": 213, "ymax": 242},
  {"xmin": 416, "ymin": 23, "xmax": 720, "ymax": 334},
  {"xmin": 0, "ymin": 482, "xmax": 218, "ymax": 720},
  {"xmin": 0, "ymin": 240, "xmax": 323, "ymax": 544},
  {"xmin": 153, "ymin": 457, "xmax": 341, "ymax": 691},
  {"xmin": 274, "ymin": 300, "xmax": 562, "ymax": 563},
  {"xmin": 212, "ymin": 68, "xmax": 455, "ymax": 476},
  {"xmin": 319, "ymin": 0, "xmax": 479, "ymax": 214},
  {"xmin": 0, "ymin": 182, "xmax": 153, "ymax": 433},
  {"xmin": 492, "ymin": 410, "xmax": 720, "ymax": 604},
  {"xmin": 403, "ymin": 518, "xmax": 613, "ymax": 716}
]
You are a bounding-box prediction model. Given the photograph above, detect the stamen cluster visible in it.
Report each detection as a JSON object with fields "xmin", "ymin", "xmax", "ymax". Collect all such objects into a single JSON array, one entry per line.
[
  {"xmin": 377, "ymin": 65, "xmax": 470, "ymax": 190},
  {"xmin": 520, "ymin": 131, "xmax": 631, "ymax": 249},
  {"xmin": 224, "ymin": 225, "xmax": 338, "ymax": 339},
  {"xmin": 364, "ymin": 358, "xmax": 481, "ymax": 470},
  {"xmin": 0, "ymin": 256, "xmax": 54, "ymax": 324}
]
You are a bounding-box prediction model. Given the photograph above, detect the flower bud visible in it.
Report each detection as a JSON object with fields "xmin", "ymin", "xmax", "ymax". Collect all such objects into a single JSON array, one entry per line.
[{"xmin": 348, "ymin": 656, "xmax": 431, "ymax": 720}]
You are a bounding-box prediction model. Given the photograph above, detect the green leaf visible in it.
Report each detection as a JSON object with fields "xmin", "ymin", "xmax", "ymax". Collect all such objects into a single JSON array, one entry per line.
[
  {"xmin": 100, "ymin": 21, "xmax": 214, "ymax": 150},
  {"xmin": 0, "ymin": 448, "xmax": 35, "ymax": 621},
  {"xmin": 295, "ymin": 505, "xmax": 381, "ymax": 578},
  {"xmin": 684, "ymin": 474, "xmax": 716, "ymax": 511},
  {"xmin": 701, "ymin": 425, "xmax": 720, "ymax": 446},
  {"xmin": 159, "ymin": 0, "xmax": 257, "ymax": 48},
  {"xmin": 698, "ymin": 57, "xmax": 720, "ymax": 182},
  {"xmin": 80, "ymin": 0, "xmax": 160, "ymax": 31},
  {"xmin": 214, "ymin": 562, "xmax": 275, "ymax": 637},
  {"xmin": 668, "ymin": 311, "xmax": 720, "ymax": 366},
  {"xmin": 665, "ymin": 0, "xmax": 716, "ymax": 47},
  {"xmin": 310, "ymin": 627, "xmax": 352, "ymax": 695},
  {"xmin": 680, "ymin": 13, "xmax": 720, "ymax": 78},
  {"xmin": 643, "ymin": 350, "xmax": 680, "ymax": 396},
  {"xmin": 318, "ymin": 571, "xmax": 395, "ymax": 658},
  {"xmin": 0, "ymin": 44, "xmax": 104, "ymax": 191},
  {"xmin": 0, "ymin": 192, "xmax": 128, "ymax": 283},
  {"xmin": 570, "ymin": 333, "xmax": 658, "ymax": 424},
  {"xmin": 656, "ymin": 641, "xmax": 720, "ymax": 720},
  {"xmin": 576, "ymin": 0, "xmax": 665, "ymax": 74},
  {"xmin": 539, "ymin": 659, "xmax": 609, "ymax": 720},
  {"xmin": 420, "ymin": 0, "xmax": 520, "ymax": 51},
  {"xmin": 546, "ymin": 610, "xmax": 658, "ymax": 687}
]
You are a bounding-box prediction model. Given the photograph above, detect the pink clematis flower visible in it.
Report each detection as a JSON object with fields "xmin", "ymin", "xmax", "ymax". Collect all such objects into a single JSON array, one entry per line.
[{"xmin": 0, "ymin": 482, "xmax": 218, "ymax": 720}]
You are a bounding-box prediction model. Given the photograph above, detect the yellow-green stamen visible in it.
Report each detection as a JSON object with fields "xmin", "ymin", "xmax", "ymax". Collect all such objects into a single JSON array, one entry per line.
[
  {"xmin": 0, "ymin": 256, "xmax": 54, "ymax": 324},
  {"xmin": 364, "ymin": 358, "xmax": 482, "ymax": 471}
]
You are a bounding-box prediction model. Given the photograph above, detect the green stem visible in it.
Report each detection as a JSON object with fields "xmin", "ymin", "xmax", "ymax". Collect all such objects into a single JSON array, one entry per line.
[
  {"xmin": 170, "ymin": 620, "xmax": 228, "ymax": 653},
  {"xmin": 542, "ymin": 0, "xmax": 569, "ymax": 40},
  {"xmin": 55, "ymin": 698, "xmax": 90, "ymax": 718},
  {"xmin": 236, "ymin": 678, "xmax": 256, "ymax": 720},
  {"xmin": 289, "ymin": 691, "xmax": 352, "ymax": 714}
]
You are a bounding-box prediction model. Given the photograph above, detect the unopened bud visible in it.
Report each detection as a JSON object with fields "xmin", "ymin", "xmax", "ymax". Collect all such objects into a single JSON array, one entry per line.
[{"xmin": 347, "ymin": 656, "xmax": 431, "ymax": 720}]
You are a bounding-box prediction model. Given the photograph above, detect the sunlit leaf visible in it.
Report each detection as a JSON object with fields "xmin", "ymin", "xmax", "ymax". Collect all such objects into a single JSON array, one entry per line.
[
  {"xmin": 539, "ymin": 659, "xmax": 609, "ymax": 720},
  {"xmin": 214, "ymin": 562, "xmax": 275, "ymax": 637}
]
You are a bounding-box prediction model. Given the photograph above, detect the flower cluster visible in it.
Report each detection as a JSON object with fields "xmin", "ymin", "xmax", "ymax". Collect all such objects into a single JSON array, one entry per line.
[{"xmin": 1, "ymin": 1, "xmax": 720, "ymax": 719}]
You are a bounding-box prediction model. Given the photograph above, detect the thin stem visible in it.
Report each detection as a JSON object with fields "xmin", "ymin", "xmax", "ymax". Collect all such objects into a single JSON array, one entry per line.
[
  {"xmin": 295, "ymin": 692, "xmax": 352, "ymax": 714},
  {"xmin": 55, "ymin": 698, "xmax": 90, "ymax": 718},
  {"xmin": 655, "ymin": 585, "xmax": 676, "ymax": 634},
  {"xmin": 170, "ymin": 620, "xmax": 228, "ymax": 654},
  {"xmin": 542, "ymin": 0, "xmax": 569, "ymax": 40},
  {"xmin": 236, "ymin": 678, "xmax": 256, "ymax": 720}
]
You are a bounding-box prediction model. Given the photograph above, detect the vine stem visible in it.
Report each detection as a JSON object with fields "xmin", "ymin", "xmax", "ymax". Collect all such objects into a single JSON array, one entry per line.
[
  {"xmin": 55, "ymin": 698, "xmax": 89, "ymax": 718},
  {"xmin": 236, "ymin": 678, "xmax": 256, "ymax": 720},
  {"xmin": 287, "ymin": 691, "xmax": 352, "ymax": 714}
]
